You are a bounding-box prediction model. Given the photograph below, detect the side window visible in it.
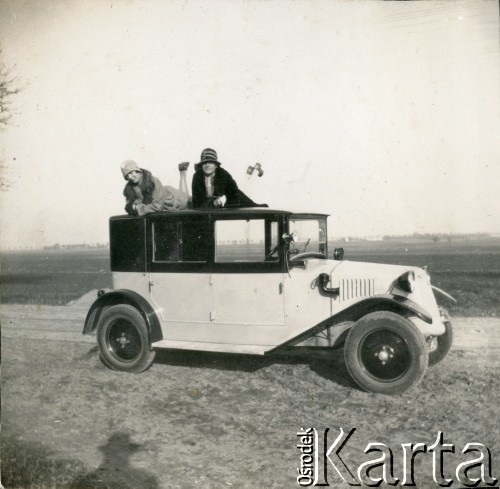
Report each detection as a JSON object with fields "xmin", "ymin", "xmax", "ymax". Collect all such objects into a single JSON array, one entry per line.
[
  {"xmin": 153, "ymin": 221, "xmax": 179, "ymax": 262},
  {"xmin": 153, "ymin": 218, "xmax": 209, "ymax": 263},
  {"xmin": 182, "ymin": 219, "xmax": 209, "ymax": 262},
  {"xmin": 289, "ymin": 218, "xmax": 327, "ymax": 255},
  {"xmin": 214, "ymin": 219, "xmax": 278, "ymax": 263}
]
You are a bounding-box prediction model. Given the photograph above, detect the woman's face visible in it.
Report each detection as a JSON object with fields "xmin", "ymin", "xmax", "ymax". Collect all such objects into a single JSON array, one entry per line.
[
  {"xmin": 202, "ymin": 162, "xmax": 217, "ymax": 176},
  {"xmin": 127, "ymin": 170, "xmax": 142, "ymax": 184}
]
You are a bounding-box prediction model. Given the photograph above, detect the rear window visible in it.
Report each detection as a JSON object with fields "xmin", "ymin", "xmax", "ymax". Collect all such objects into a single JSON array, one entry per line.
[{"xmin": 110, "ymin": 218, "xmax": 146, "ymax": 272}]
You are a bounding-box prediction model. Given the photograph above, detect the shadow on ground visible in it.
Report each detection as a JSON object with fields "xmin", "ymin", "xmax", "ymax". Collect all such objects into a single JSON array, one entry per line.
[
  {"xmin": 1, "ymin": 432, "xmax": 158, "ymax": 489},
  {"xmin": 70, "ymin": 432, "xmax": 159, "ymax": 489},
  {"xmin": 85, "ymin": 340, "xmax": 360, "ymax": 391},
  {"xmin": 153, "ymin": 346, "xmax": 359, "ymax": 389}
]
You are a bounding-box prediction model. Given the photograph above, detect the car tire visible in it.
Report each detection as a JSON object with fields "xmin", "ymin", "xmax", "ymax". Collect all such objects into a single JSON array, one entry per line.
[
  {"xmin": 428, "ymin": 320, "xmax": 453, "ymax": 367},
  {"xmin": 96, "ymin": 304, "xmax": 156, "ymax": 372},
  {"xmin": 344, "ymin": 311, "xmax": 428, "ymax": 395}
]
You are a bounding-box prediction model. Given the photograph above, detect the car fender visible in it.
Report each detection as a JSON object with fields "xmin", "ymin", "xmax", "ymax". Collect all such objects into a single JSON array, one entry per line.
[
  {"xmin": 82, "ymin": 289, "xmax": 163, "ymax": 343},
  {"xmin": 338, "ymin": 294, "xmax": 433, "ymax": 324},
  {"xmin": 276, "ymin": 293, "xmax": 433, "ymax": 350}
]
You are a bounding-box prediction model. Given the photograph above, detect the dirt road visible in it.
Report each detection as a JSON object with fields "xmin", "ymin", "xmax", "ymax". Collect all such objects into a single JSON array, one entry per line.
[{"xmin": 1, "ymin": 294, "xmax": 500, "ymax": 488}]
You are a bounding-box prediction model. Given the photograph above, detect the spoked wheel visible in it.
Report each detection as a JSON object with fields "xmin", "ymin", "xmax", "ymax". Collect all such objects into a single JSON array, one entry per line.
[
  {"xmin": 344, "ymin": 311, "xmax": 428, "ymax": 395},
  {"xmin": 97, "ymin": 304, "xmax": 156, "ymax": 372}
]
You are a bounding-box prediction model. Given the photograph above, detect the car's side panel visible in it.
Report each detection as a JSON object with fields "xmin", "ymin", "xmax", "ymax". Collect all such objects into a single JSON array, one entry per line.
[
  {"xmin": 150, "ymin": 272, "xmax": 212, "ymax": 324},
  {"xmin": 211, "ymin": 273, "xmax": 285, "ymax": 326},
  {"xmin": 112, "ymin": 272, "xmax": 150, "ymax": 301},
  {"xmin": 150, "ymin": 338, "xmax": 269, "ymax": 354},
  {"xmin": 153, "ymin": 273, "xmax": 286, "ymax": 346},
  {"xmin": 153, "ymin": 323, "xmax": 285, "ymax": 351},
  {"xmin": 283, "ymin": 261, "xmax": 334, "ymax": 334}
]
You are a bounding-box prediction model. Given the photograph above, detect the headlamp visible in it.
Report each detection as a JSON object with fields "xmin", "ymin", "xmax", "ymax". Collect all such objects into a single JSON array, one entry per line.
[{"xmin": 397, "ymin": 270, "xmax": 416, "ymax": 293}]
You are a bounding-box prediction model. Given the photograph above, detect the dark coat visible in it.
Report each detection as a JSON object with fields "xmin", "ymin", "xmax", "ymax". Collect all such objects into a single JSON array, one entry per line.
[{"xmin": 192, "ymin": 167, "xmax": 265, "ymax": 209}]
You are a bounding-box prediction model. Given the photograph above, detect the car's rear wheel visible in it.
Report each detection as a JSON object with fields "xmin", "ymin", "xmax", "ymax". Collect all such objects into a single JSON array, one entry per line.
[
  {"xmin": 428, "ymin": 320, "xmax": 453, "ymax": 367},
  {"xmin": 96, "ymin": 304, "xmax": 156, "ymax": 372},
  {"xmin": 344, "ymin": 311, "xmax": 428, "ymax": 395}
]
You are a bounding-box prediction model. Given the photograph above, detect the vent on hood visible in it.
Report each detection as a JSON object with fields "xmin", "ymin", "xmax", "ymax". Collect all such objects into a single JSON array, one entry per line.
[{"xmin": 339, "ymin": 278, "xmax": 375, "ymax": 301}]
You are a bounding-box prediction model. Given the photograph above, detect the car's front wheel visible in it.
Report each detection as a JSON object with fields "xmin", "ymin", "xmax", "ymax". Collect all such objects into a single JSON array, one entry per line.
[
  {"xmin": 344, "ymin": 311, "xmax": 428, "ymax": 395},
  {"xmin": 96, "ymin": 304, "xmax": 156, "ymax": 372}
]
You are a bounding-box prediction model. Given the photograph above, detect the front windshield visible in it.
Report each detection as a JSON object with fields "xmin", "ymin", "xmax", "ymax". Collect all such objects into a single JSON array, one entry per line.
[{"xmin": 288, "ymin": 217, "xmax": 327, "ymax": 256}]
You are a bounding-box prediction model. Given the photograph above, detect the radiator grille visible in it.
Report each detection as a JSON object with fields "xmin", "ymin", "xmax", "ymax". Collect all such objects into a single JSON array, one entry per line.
[{"xmin": 339, "ymin": 278, "xmax": 375, "ymax": 301}]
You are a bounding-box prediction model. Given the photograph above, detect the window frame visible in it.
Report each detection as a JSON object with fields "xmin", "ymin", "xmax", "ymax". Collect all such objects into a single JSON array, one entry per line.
[
  {"xmin": 148, "ymin": 214, "xmax": 211, "ymax": 273},
  {"xmin": 144, "ymin": 210, "xmax": 288, "ymax": 274},
  {"xmin": 110, "ymin": 216, "xmax": 147, "ymax": 272},
  {"xmin": 211, "ymin": 214, "xmax": 284, "ymax": 274},
  {"xmin": 287, "ymin": 214, "xmax": 329, "ymax": 257}
]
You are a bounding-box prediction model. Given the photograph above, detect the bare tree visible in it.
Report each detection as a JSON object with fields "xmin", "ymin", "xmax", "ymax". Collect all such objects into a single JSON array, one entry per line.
[{"xmin": 0, "ymin": 47, "xmax": 19, "ymax": 190}]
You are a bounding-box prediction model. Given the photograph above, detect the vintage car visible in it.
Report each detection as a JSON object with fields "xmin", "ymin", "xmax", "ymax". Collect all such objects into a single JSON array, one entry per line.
[{"xmin": 83, "ymin": 208, "xmax": 455, "ymax": 395}]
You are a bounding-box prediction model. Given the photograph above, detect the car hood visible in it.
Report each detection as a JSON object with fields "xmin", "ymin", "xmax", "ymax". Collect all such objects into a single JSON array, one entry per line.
[
  {"xmin": 298, "ymin": 258, "xmax": 424, "ymax": 296},
  {"xmin": 331, "ymin": 259, "xmax": 422, "ymax": 276}
]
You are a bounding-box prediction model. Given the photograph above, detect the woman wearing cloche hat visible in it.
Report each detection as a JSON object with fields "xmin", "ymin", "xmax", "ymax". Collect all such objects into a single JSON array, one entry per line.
[
  {"xmin": 191, "ymin": 148, "xmax": 265, "ymax": 208},
  {"xmin": 121, "ymin": 160, "xmax": 188, "ymax": 216}
]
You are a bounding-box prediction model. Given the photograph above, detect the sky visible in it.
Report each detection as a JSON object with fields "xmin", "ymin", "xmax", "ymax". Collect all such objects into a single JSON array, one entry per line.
[{"xmin": 1, "ymin": 0, "xmax": 499, "ymax": 249}]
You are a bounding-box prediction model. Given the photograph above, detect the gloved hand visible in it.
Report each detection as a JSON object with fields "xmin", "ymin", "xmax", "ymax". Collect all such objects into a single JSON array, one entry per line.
[{"xmin": 125, "ymin": 202, "xmax": 137, "ymax": 215}]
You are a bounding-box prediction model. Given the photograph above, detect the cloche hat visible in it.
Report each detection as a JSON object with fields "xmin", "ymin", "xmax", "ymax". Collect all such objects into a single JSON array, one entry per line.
[
  {"xmin": 121, "ymin": 160, "xmax": 142, "ymax": 179},
  {"xmin": 195, "ymin": 148, "xmax": 221, "ymax": 171}
]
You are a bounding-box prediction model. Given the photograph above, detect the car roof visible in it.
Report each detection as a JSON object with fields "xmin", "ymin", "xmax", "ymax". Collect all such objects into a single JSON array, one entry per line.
[{"xmin": 110, "ymin": 208, "xmax": 329, "ymax": 220}]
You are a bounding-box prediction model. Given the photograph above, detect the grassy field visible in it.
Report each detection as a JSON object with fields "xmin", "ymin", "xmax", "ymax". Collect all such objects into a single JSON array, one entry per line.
[
  {"xmin": 1, "ymin": 238, "xmax": 499, "ymax": 316},
  {"xmin": 1, "ymin": 249, "xmax": 112, "ymax": 305}
]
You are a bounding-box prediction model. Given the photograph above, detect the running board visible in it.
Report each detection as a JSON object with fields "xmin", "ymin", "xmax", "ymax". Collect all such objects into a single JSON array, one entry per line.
[{"xmin": 151, "ymin": 339, "xmax": 269, "ymax": 355}]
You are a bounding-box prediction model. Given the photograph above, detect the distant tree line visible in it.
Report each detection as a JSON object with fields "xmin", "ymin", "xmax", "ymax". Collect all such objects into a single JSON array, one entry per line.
[
  {"xmin": 43, "ymin": 243, "xmax": 109, "ymax": 250},
  {"xmin": 330, "ymin": 232, "xmax": 496, "ymax": 244}
]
